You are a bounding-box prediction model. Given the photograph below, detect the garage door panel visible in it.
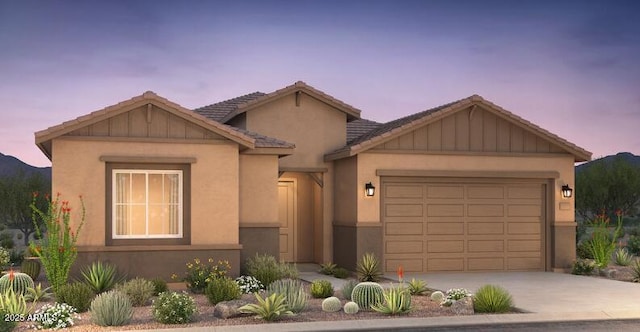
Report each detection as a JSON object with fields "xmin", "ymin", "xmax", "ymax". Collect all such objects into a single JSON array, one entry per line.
[
  {"xmin": 386, "ymin": 222, "xmax": 423, "ymax": 235},
  {"xmin": 508, "ymin": 204, "xmax": 541, "ymax": 217},
  {"xmin": 468, "ymin": 258, "xmax": 504, "ymax": 271},
  {"xmin": 507, "ymin": 257, "xmax": 541, "ymax": 270},
  {"xmin": 468, "ymin": 204, "xmax": 504, "ymax": 217},
  {"xmin": 427, "ymin": 222, "xmax": 464, "ymax": 235},
  {"xmin": 428, "ymin": 258, "xmax": 464, "ymax": 272},
  {"xmin": 427, "ymin": 240, "xmax": 464, "ymax": 253},
  {"xmin": 427, "ymin": 204, "xmax": 464, "ymax": 216},
  {"xmin": 508, "ymin": 240, "xmax": 540, "ymax": 252},
  {"xmin": 386, "ymin": 204, "xmax": 423, "ymax": 217},
  {"xmin": 508, "ymin": 223, "xmax": 540, "ymax": 234},
  {"xmin": 468, "ymin": 223, "xmax": 504, "ymax": 235},
  {"xmin": 468, "ymin": 240, "xmax": 504, "ymax": 252},
  {"xmin": 427, "ymin": 186, "xmax": 464, "ymax": 198},
  {"xmin": 468, "ymin": 186, "xmax": 504, "ymax": 199},
  {"xmin": 386, "ymin": 240, "xmax": 423, "ymax": 254},
  {"xmin": 508, "ymin": 187, "xmax": 541, "ymax": 199},
  {"xmin": 387, "ymin": 259, "xmax": 423, "ymax": 272},
  {"xmin": 385, "ymin": 185, "xmax": 423, "ymax": 198}
]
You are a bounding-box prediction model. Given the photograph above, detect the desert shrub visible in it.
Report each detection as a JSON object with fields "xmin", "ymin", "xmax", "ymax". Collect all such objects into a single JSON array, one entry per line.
[
  {"xmin": 235, "ymin": 275, "xmax": 264, "ymax": 294},
  {"xmin": 371, "ymin": 284, "xmax": 412, "ymax": 315},
  {"xmin": 631, "ymin": 260, "xmax": 640, "ymax": 283},
  {"xmin": 571, "ymin": 259, "xmax": 596, "ymax": 275},
  {"xmin": 627, "ymin": 235, "xmax": 640, "ymax": 255},
  {"xmin": 245, "ymin": 254, "xmax": 298, "ymax": 287},
  {"xmin": 576, "ymin": 240, "xmax": 594, "ymax": 259},
  {"xmin": 332, "ymin": 267, "xmax": 349, "ymax": 279},
  {"xmin": 442, "ymin": 288, "xmax": 471, "ymax": 306},
  {"xmin": 0, "ymin": 234, "xmax": 14, "ymax": 250},
  {"xmin": 0, "ymin": 308, "xmax": 17, "ymax": 332},
  {"xmin": 343, "ymin": 301, "xmax": 359, "ymax": 314},
  {"xmin": 310, "ymin": 280, "xmax": 333, "ymax": 298},
  {"xmin": 55, "ymin": 282, "xmax": 95, "ymax": 312},
  {"xmin": 351, "ymin": 282, "xmax": 384, "ymax": 310},
  {"xmin": 473, "ymin": 284, "xmax": 513, "ymax": 313},
  {"xmin": 628, "ymin": 226, "xmax": 640, "ymax": 237},
  {"xmin": 0, "ymin": 271, "xmax": 34, "ymax": 296},
  {"xmin": 0, "ymin": 248, "xmax": 9, "ymax": 268},
  {"xmin": 32, "ymin": 302, "xmax": 79, "ymax": 330},
  {"xmin": 356, "ymin": 253, "xmax": 382, "ymax": 282},
  {"xmin": 614, "ymin": 247, "xmax": 633, "ymax": 266},
  {"xmin": 175, "ymin": 258, "xmax": 230, "ymax": 294},
  {"xmin": 239, "ymin": 293, "xmax": 293, "ymax": 321},
  {"xmin": 266, "ymin": 279, "xmax": 307, "ymax": 313},
  {"xmin": 321, "ymin": 296, "xmax": 341, "ymax": 312},
  {"xmin": 152, "ymin": 291, "xmax": 196, "ymax": 324},
  {"xmin": 10, "ymin": 250, "xmax": 24, "ymax": 267},
  {"xmin": 81, "ymin": 261, "xmax": 120, "ymax": 294},
  {"xmin": 150, "ymin": 277, "xmax": 168, "ymax": 296},
  {"xmin": 318, "ymin": 262, "xmax": 336, "ymax": 275},
  {"xmin": 589, "ymin": 213, "xmax": 623, "ymax": 268},
  {"xmin": 341, "ymin": 279, "xmax": 357, "ymax": 300},
  {"xmin": 407, "ymin": 278, "xmax": 428, "ymax": 295},
  {"xmin": 205, "ymin": 277, "xmax": 241, "ymax": 305},
  {"xmin": 90, "ymin": 290, "xmax": 133, "ymax": 326},
  {"xmin": 117, "ymin": 278, "xmax": 154, "ymax": 307},
  {"xmin": 25, "ymin": 283, "xmax": 52, "ymax": 302}
]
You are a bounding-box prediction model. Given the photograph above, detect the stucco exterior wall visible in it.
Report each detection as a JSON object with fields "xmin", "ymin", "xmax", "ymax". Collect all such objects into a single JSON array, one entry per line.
[
  {"xmin": 245, "ymin": 93, "xmax": 347, "ymax": 168},
  {"xmin": 333, "ymin": 156, "xmax": 358, "ymax": 224},
  {"xmin": 51, "ymin": 138, "xmax": 241, "ymax": 247},
  {"xmin": 239, "ymin": 155, "xmax": 279, "ymax": 224}
]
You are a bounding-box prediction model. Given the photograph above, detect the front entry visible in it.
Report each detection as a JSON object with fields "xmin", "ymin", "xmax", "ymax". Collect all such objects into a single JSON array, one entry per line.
[{"xmin": 278, "ymin": 180, "xmax": 296, "ymax": 262}]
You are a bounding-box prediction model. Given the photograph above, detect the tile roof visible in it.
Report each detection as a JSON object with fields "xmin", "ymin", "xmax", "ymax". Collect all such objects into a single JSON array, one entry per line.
[
  {"xmin": 235, "ymin": 128, "xmax": 295, "ymax": 149},
  {"xmin": 346, "ymin": 118, "xmax": 382, "ymax": 144},
  {"xmin": 193, "ymin": 92, "xmax": 266, "ymax": 122}
]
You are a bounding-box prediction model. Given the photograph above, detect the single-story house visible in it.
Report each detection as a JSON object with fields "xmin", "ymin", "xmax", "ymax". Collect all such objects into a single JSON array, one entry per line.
[{"xmin": 35, "ymin": 81, "xmax": 591, "ymax": 279}]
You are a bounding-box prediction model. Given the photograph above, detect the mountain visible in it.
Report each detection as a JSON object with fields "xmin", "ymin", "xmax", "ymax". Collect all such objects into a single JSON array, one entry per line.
[
  {"xmin": 0, "ymin": 152, "xmax": 51, "ymax": 180},
  {"xmin": 576, "ymin": 152, "xmax": 640, "ymax": 173}
]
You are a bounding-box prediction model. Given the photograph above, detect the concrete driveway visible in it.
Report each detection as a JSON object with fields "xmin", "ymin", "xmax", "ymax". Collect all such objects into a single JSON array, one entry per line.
[{"xmin": 389, "ymin": 272, "xmax": 640, "ymax": 316}]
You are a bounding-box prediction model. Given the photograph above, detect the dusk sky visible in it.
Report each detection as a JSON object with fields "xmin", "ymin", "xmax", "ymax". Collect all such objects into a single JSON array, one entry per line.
[{"xmin": 1, "ymin": 0, "xmax": 639, "ymax": 167}]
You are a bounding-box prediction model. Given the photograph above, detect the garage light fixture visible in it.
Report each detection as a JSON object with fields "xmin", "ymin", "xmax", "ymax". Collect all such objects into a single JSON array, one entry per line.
[
  {"xmin": 365, "ymin": 182, "xmax": 375, "ymax": 197},
  {"xmin": 561, "ymin": 185, "xmax": 573, "ymax": 198}
]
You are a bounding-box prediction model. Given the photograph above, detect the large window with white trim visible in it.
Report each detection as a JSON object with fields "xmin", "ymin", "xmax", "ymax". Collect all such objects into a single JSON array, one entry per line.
[{"xmin": 112, "ymin": 169, "xmax": 183, "ymax": 239}]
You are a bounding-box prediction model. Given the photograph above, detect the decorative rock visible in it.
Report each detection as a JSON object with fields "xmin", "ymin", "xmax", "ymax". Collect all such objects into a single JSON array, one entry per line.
[
  {"xmin": 213, "ymin": 299, "xmax": 250, "ymax": 319},
  {"xmin": 451, "ymin": 296, "xmax": 474, "ymax": 315}
]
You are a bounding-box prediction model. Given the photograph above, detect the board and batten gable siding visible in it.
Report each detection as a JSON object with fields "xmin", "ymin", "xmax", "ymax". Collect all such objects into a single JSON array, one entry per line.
[
  {"xmin": 371, "ymin": 106, "xmax": 565, "ymax": 154},
  {"xmin": 66, "ymin": 104, "xmax": 226, "ymax": 140}
]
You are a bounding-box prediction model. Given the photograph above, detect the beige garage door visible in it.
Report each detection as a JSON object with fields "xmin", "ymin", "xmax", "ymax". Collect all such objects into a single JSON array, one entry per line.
[{"xmin": 383, "ymin": 178, "xmax": 545, "ymax": 273}]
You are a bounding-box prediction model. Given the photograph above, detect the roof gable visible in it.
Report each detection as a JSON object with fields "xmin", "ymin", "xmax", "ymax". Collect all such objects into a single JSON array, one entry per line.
[
  {"xmin": 218, "ymin": 81, "xmax": 361, "ymax": 123},
  {"xmin": 35, "ymin": 92, "xmax": 261, "ymax": 159},
  {"xmin": 326, "ymin": 95, "xmax": 592, "ymax": 162}
]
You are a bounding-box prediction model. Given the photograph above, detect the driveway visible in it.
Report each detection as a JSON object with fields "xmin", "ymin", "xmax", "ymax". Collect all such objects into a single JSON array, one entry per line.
[{"xmin": 388, "ymin": 272, "xmax": 640, "ymax": 316}]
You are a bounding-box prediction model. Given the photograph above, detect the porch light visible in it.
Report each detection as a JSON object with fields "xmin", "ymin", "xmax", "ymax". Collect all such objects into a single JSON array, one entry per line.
[
  {"xmin": 365, "ymin": 182, "xmax": 375, "ymax": 197},
  {"xmin": 561, "ymin": 185, "xmax": 573, "ymax": 198}
]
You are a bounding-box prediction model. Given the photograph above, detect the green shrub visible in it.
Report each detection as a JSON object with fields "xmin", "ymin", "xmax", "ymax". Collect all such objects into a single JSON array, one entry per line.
[
  {"xmin": 472, "ymin": 284, "xmax": 513, "ymax": 313},
  {"xmin": 576, "ymin": 240, "xmax": 594, "ymax": 259},
  {"xmin": 0, "ymin": 234, "xmax": 14, "ymax": 250},
  {"xmin": 150, "ymin": 277, "xmax": 168, "ymax": 296},
  {"xmin": 632, "ymin": 260, "xmax": 640, "ymax": 283},
  {"xmin": 239, "ymin": 293, "xmax": 293, "ymax": 321},
  {"xmin": 628, "ymin": 226, "xmax": 640, "ymax": 237},
  {"xmin": 205, "ymin": 277, "xmax": 241, "ymax": 305},
  {"xmin": 90, "ymin": 290, "xmax": 133, "ymax": 326},
  {"xmin": 117, "ymin": 277, "xmax": 154, "ymax": 307},
  {"xmin": 176, "ymin": 258, "xmax": 230, "ymax": 294},
  {"xmin": 0, "ymin": 308, "xmax": 17, "ymax": 332},
  {"xmin": 235, "ymin": 275, "xmax": 264, "ymax": 294},
  {"xmin": 20, "ymin": 259, "xmax": 40, "ymax": 281},
  {"xmin": 9, "ymin": 250, "xmax": 24, "ymax": 267},
  {"xmin": 81, "ymin": 261, "xmax": 120, "ymax": 294},
  {"xmin": 0, "ymin": 288, "xmax": 30, "ymax": 316},
  {"xmin": 0, "ymin": 248, "xmax": 9, "ymax": 268},
  {"xmin": 341, "ymin": 279, "xmax": 357, "ymax": 300},
  {"xmin": 310, "ymin": 280, "xmax": 333, "ymax": 298},
  {"xmin": 407, "ymin": 278, "xmax": 428, "ymax": 295},
  {"xmin": 571, "ymin": 259, "xmax": 596, "ymax": 275},
  {"xmin": 343, "ymin": 301, "xmax": 359, "ymax": 314},
  {"xmin": 245, "ymin": 254, "xmax": 298, "ymax": 287},
  {"xmin": 627, "ymin": 235, "xmax": 640, "ymax": 255},
  {"xmin": 442, "ymin": 288, "xmax": 471, "ymax": 306},
  {"xmin": 332, "ymin": 267, "xmax": 349, "ymax": 279},
  {"xmin": 0, "ymin": 271, "xmax": 34, "ymax": 296},
  {"xmin": 56, "ymin": 282, "xmax": 95, "ymax": 312},
  {"xmin": 32, "ymin": 302, "xmax": 79, "ymax": 330},
  {"xmin": 321, "ymin": 296, "xmax": 342, "ymax": 312},
  {"xmin": 351, "ymin": 282, "xmax": 384, "ymax": 310},
  {"xmin": 25, "ymin": 283, "xmax": 52, "ymax": 302},
  {"xmin": 356, "ymin": 253, "xmax": 382, "ymax": 282},
  {"xmin": 614, "ymin": 247, "xmax": 633, "ymax": 266},
  {"xmin": 266, "ymin": 279, "xmax": 308, "ymax": 313},
  {"xmin": 318, "ymin": 262, "xmax": 336, "ymax": 275},
  {"xmin": 152, "ymin": 291, "xmax": 196, "ymax": 324},
  {"xmin": 371, "ymin": 284, "xmax": 412, "ymax": 315}
]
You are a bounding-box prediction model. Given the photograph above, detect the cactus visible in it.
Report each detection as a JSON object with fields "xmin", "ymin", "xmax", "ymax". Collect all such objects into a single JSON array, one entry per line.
[
  {"xmin": 0, "ymin": 271, "xmax": 35, "ymax": 296},
  {"xmin": 20, "ymin": 259, "xmax": 41, "ymax": 281},
  {"xmin": 351, "ymin": 282, "xmax": 383, "ymax": 311},
  {"xmin": 430, "ymin": 290, "xmax": 445, "ymax": 302},
  {"xmin": 343, "ymin": 301, "xmax": 359, "ymax": 314},
  {"xmin": 321, "ymin": 296, "xmax": 342, "ymax": 312}
]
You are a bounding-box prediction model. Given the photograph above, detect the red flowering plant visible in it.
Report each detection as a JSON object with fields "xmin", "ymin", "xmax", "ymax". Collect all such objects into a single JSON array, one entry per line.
[
  {"xmin": 588, "ymin": 209, "xmax": 623, "ymax": 269},
  {"xmin": 30, "ymin": 192, "xmax": 85, "ymax": 293}
]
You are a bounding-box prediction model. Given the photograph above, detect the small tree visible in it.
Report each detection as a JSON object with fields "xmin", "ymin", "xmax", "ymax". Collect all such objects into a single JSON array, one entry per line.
[{"xmin": 0, "ymin": 171, "xmax": 50, "ymax": 245}]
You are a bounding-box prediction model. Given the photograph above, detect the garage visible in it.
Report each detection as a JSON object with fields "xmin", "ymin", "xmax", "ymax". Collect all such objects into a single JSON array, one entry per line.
[{"xmin": 383, "ymin": 177, "xmax": 546, "ymax": 273}]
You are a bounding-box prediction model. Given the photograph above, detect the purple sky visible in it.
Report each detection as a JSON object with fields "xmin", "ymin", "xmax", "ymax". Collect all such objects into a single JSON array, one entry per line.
[{"xmin": 1, "ymin": 0, "xmax": 639, "ymax": 167}]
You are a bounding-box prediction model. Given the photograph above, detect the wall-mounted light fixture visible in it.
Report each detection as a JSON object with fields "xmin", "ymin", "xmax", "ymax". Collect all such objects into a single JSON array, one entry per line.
[
  {"xmin": 561, "ymin": 185, "xmax": 573, "ymax": 198},
  {"xmin": 365, "ymin": 182, "xmax": 375, "ymax": 197}
]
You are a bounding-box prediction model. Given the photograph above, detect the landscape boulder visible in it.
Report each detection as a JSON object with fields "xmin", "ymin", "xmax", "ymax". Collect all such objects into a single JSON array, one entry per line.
[
  {"xmin": 451, "ymin": 296, "xmax": 474, "ymax": 315},
  {"xmin": 213, "ymin": 299, "xmax": 250, "ymax": 319}
]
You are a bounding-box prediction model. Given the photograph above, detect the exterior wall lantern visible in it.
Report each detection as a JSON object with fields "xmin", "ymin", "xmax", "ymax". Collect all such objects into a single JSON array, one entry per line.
[
  {"xmin": 561, "ymin": 185, "xmax": 573, "ymax": 198},
  {"xmin": 365, "ymin": 182, "xmax": 375, "ymax": 197}
]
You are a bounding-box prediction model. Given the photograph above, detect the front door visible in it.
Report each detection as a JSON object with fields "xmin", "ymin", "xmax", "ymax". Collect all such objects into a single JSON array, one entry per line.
[{"xmin": 278, "ymin": 180, "xmax": 296, "ymax": 262}]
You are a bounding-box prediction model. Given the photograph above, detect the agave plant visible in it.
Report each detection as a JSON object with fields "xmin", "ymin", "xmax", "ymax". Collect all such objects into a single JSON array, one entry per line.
[
  {"xmin": 371, "ymin": 284, "xmax": 412, "ymax": 315},
  {"xmin": 81, "ymin": 261, "xmax": 121, "ymax": 294},
  {"xmin": 239, "ymin": 293, "xmax": 294, "ymax": 321},
  {"xmin": 356, "ymin": 253, "xmax": 382, "ymax": 282}
]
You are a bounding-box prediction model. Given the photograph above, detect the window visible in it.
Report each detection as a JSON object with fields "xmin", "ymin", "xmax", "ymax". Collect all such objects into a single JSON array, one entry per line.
[
  {"xmin": 113, "ymin": 170, "xmax": 182, "ymax": 238},
  {"xmin": 106, "ymin": 162, "xmax": 191, "ymax": 246}
]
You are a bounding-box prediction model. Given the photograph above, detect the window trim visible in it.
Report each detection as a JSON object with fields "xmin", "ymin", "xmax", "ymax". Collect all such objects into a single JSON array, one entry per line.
[{"xmin": 106, "ymin": 163, "xmax": 191, "ymax": 246}]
